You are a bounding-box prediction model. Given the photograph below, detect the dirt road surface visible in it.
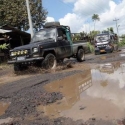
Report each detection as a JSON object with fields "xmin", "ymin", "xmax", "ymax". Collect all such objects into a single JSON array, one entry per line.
[{"xmin": 0, "ymin": 48, "xmax": 125, "ymax": 125}]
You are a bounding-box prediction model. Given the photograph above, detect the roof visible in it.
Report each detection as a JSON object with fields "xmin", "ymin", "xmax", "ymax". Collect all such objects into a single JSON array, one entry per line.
[
  {"xmin": 0, "ymin": 25, "xmax": 31, "ymax": 49},
  {"xmin": 0, "ymin": 25, "xmax": 31, "ymax": 37}
]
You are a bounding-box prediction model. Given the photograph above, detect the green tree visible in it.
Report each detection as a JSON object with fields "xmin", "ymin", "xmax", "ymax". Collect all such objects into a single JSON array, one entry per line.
[
  {"xmin": 107, "ymin": 27, "xmax": 114, "ymax": 33},
  {"xmin": 0, "ymin": 0, "xmax": 47, "ymax": 31},
  {"xmin": 92, "ymin": 14, "xmax": 100, "ymax": 31},
  {"xmin": 90, "ymin": 30, "xmax": 100, "ymax": 39},
  {"xmin": 121, "ymin": 34, "xmax": 125, "ymax": 38},
  {"xmin": 109, "ymin": 27, "xmax": 114, "ymax": 33}
]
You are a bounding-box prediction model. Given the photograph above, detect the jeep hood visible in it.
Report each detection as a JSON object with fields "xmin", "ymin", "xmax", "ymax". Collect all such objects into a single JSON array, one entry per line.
[{"xmin": 13, "ymin": 40, "xmax": 54, "ymax": 50}]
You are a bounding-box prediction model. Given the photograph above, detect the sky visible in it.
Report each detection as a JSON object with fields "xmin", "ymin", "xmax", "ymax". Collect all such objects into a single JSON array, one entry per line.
[{"xmin": 43, "ymin": 0, "xmax": 125, "ymax": 35}]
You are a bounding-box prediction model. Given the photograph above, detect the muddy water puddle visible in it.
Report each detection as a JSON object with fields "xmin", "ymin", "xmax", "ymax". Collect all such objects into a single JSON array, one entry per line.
[
  {"xmin": 0, "ymin": 102, "xmax": 10, "ymax": 116},
  {"xmin": 37, "ymin": 62, "xmax": 125, "ymax": 121},
  {"xmin": 119, "ymin": 49, "xmax": 125, "ymax": 57},
  {"xmin": 120, "ymin": 53, "xmax": 125, "ymax": 57},
  {"xmin": 0, "ymin": 102, "xmax": 12, "ymax": 124}
]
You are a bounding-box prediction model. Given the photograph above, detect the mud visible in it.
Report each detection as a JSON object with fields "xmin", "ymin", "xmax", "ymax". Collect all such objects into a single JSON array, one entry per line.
[{"xmin": 0, "ymin": 68, "xmax": 82, "ymax": 124}]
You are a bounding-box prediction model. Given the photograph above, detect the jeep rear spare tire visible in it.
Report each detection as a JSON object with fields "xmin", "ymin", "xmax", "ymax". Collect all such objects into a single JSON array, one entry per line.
[
  {"xmin": 76, "ymin": 48, "xmax": 85, "ymax": 62},
  {"xmin": 42, "ymin": 53, "xmax": 57, "ymax": 69}
]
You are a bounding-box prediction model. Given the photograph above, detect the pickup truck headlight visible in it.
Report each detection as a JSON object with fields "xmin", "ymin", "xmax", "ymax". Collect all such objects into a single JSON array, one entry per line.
[{"xmin": 33, "ymin": 48, "xmax": 38, "ymax": 53}]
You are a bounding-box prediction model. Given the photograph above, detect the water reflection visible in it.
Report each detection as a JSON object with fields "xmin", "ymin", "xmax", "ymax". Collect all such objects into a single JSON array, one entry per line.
[
  {"xmin": 120, "ymin": 54, "xmax": 125, "ymax": 57},
  {"xmin": 87, "ymin": 62, "xmax": 125, "ymax": 110},
  {"xmin": 37, "ymin": 69, "xmax": 92, "ymax": 118},
  {"xmin": 99, "ymin": 62, "xmax": 120, "ymax": 74},
  {"xmin": 37, "ymin": 62, "xmax": 125, "ymax": 120}
]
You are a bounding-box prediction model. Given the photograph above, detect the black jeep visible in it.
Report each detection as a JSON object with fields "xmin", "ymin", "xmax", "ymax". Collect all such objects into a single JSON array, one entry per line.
[{"xmin": 8, "ymin": 22, "xmax": 87, "ymax": 71}]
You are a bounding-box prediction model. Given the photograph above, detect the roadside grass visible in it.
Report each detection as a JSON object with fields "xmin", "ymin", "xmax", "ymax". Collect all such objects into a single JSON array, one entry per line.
[
  {"xmin": 0, "ymin": 62, "xmax": 11, "ymax": 70},
  {"xmin": 87, "ymin": 42, "xmax": 95, "ymax": 53}
]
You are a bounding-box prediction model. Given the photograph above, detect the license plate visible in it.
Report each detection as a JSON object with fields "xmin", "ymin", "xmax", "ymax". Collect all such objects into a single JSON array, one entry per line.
[
  {"xmin": 17, "ymin": 56, "xmax": 25, "ymax": 61},
  {"xmin": 100, "ymin": 50, "xmax": 105, "ymax": 52}
]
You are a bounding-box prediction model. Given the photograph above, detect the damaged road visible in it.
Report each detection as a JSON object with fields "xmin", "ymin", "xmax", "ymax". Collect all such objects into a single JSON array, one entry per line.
[{"xmin": 0, "ymin": 48, "xmax": 125, "ymax": 125}]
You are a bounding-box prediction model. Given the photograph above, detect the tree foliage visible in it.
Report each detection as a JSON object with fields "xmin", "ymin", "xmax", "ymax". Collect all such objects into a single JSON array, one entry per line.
[
  {"xmin": 0, "ymin": 0, "xmax": 48, "ymax": 31},
  {"xmin": 0, "ymin": 43, "xmax": 9, "ymax": 49},
  {"xmin": 109, "ymin": 27, "xmax": 114, "ymax": 33},
  {"xmin": 107, "ymin": 27, "xmax": 114, "ymax": 33},
  {"xmin": 89, "ymin": 30, "xmax": 100, "ymax": 39},
  {"xmin": 92, "ymin": 14, "xmax": 100, "ymax": 31},
  {"xmin": 92, "ymin": 14, "xmax": 100, "ymax": 22}
]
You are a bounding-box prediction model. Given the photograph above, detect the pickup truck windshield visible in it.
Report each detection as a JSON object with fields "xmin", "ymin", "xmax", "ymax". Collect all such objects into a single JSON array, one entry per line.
[
  {"xmin": 31, "ymin": 28, "xmax": 56, "ymax": 43},
  {"xmin": 96, "ymin": 35, "xmax": 109, "ymax": 42}
]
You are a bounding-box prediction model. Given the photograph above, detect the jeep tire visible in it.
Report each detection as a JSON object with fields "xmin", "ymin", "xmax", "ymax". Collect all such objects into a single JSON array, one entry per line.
[
  {"xmin": 14, "ymin": 64, "xmax": 22, "ymax": 71},
  {"xmin": 76, "ymin": 48, "xmax": 85, "ymax": 62},
  {"xmin": 42, "ymin": 53, "xmax": 57, "ymax": 69}
]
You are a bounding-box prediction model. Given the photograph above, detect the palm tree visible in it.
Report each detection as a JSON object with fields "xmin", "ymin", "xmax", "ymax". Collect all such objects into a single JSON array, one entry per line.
[{"xmin": 92, "ymin": 14, "xmax": 100, "ymax": 31}]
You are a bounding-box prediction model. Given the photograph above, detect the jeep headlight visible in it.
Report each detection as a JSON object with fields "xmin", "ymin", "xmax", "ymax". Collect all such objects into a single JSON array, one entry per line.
[
  {"xmin": 11, "ymin": 51, "xmax": 16, "ymax": 56},
  {"xmin": 33, "ymin": 48, "xmax": 38, "ymax": 53},
  {"xmin": 17, "ymin": 51, "xmax": 21, "ymax": 55},
  {"xmin": 21, "ymin": 50, "xmax": 24, "ymax": 55},
  {"xmin": 24, "ymin": 50, "xmax": 28, "ymax": 54}
]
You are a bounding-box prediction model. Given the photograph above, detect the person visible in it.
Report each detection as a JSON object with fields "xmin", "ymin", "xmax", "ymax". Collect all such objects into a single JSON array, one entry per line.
[
  {"xmin": 58, "ymin": 29, "xmax": 67, "ymax": 40},
  {"xmin": 114, "ymin": 34, "xmax": 118, "ymax": 40}
]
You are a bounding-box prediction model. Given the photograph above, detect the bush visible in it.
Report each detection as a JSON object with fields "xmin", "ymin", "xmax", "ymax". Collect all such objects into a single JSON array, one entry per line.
[
  {"xmin": 87, "ymin": 42, "xmax": 94, "ymax": 53},
  {"xmin": 118, "ymin": 38, "xmax": 125, "ymax": 47}
]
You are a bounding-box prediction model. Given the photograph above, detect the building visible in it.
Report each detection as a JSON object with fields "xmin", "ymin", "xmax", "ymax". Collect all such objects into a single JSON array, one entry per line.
[{"xmin": 0, "ymin": 25, "xmax": 31, "ymax": 61}]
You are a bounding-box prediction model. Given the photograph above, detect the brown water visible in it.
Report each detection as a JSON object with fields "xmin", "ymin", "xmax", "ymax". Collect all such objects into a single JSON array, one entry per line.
[
  {"xmin": 0, "ymin": 102, "xmax": 13, "ymax": 124},
  {"xmin": 37, "ymin": 61, "xmax": 125, "ymax": 121},
  {"xmin": 0, "ymin": 102, "xmax": 10, "ymax": 116}
]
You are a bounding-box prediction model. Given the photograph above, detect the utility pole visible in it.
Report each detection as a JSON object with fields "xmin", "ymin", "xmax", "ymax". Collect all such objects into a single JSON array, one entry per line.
[
  {"xmin": 26, "ymin": 0, "xmax": 34, "ymax": 38},
  {"xmin": 113, "ymin": 18, "xmax": 119, "ymax": 35}
]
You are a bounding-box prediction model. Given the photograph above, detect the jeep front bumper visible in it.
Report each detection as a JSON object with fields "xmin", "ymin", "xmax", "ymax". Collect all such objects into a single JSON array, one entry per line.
[{"xmin": 8, "ymin": 57, "xmax": 44, "ymax": 64}]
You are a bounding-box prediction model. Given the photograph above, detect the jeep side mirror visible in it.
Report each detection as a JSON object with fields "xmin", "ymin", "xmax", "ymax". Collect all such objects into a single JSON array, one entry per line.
[{"xmin": 57, "ymin": 36, "xmax": 63, "ymax": 40}]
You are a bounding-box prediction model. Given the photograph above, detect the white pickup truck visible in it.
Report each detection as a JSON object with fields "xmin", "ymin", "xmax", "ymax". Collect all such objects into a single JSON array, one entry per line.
[{"xmin": 94, "ymin": 33, "xmax": 118, "ymax": 55}]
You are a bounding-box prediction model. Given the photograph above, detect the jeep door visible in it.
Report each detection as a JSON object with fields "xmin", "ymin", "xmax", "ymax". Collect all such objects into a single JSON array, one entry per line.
[{"xmin": 56, "ymin": 28, "xmax": 72, "ymax": 58}]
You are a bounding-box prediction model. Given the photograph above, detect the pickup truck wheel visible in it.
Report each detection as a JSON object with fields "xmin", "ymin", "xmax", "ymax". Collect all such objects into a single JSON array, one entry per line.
[
  {"xmin": 42, "ymin": 53, "xmax": 57, "ymax": 69},
  {"xmin": 76, "ymin": 48, "xmax": 85, "ymax": 62}
]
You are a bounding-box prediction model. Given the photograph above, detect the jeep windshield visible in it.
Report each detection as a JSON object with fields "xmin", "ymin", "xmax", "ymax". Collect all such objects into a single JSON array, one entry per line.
[
  {"xmin": 31, "ymin": 28, "xmax": 56, "ymax": 43},
  {"xmin": 96, "ymin": 34, "xmax": 109, "ymax": 42}
]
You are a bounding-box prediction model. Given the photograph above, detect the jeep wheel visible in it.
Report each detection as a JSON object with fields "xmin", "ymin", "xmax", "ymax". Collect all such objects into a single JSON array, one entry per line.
[
  {"xmin": 14, "ymin": 64, "xmax": 22, "ymax": 71},
  {"xmin": 76, "ymin": 48, "xmax": 85, "ymax": 62},
  {"xmin": 42, "ymin": 53, "xmax": 57, "ymax": 69},
  {"xmin": 14, "ymin": 64, "xmax": 28, "ymax": 71}
]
